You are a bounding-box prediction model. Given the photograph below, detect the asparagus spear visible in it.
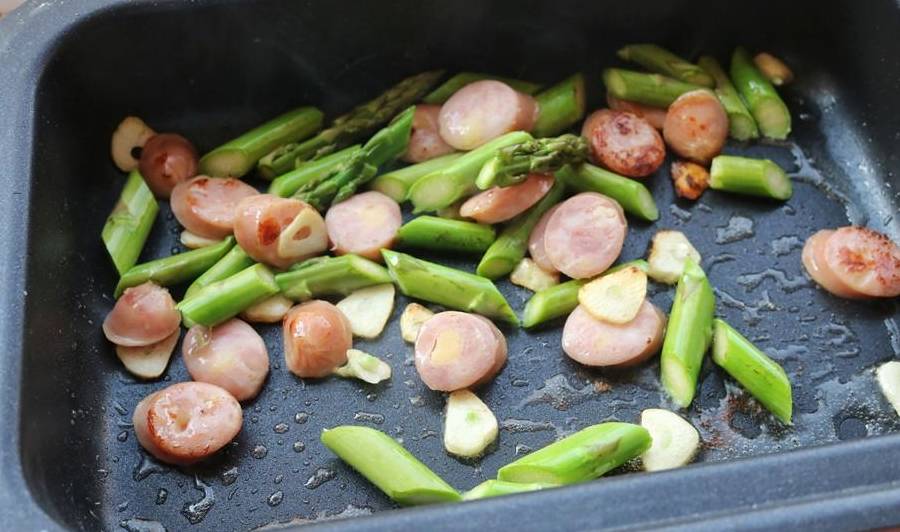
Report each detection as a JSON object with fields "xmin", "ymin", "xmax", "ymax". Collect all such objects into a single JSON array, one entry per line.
[
  {"xmin": 275, "ymin": 254, "xmax": 392, "ymax": 301},
  {"xmin": 369, "ymin": 152, "xmax": 463, "ymax": 202},
  {"xmin": 257, "ymin": 70, "xmax": 443, "ymax": 178},
  {"xmin": 496, "ymin": 422, "xmax": 651, "ymax": 485},
  {"xmin": 531, "ymin": 73, "xmax": 587, "ymax": 138},
  {"xmin": 476, "ymin": 180, "xmax": 565, "ymax": 279},
  {"xmin": 102, "ymin": 171, "xmax": 159, "ymax": 276},
  {"xmin": 115, "ymin": 237, "xmax": 235, "ymax": 297},
  {"xmin": 555, "ymin": 164, "xmax": 659, "ymax": 222},
  {"xmin": 183, "ymin": 245, "xmax": 255, "ymax": 299},
  {"xmin": 709, "ymin": 155, "xmax": 792, "ymax": 200},
  {"xmin": 408, "ymin": 131, "xmax": 533, "ymax": 212},
  {"xmin": 602, "ymin": 68, "xmax": 703, "ymax": 108},
  {"xmin": 321, "ymin": 425, "xmax": 460, "ymax": 505},
  {"xmin": 660, "ymin": 259, "xmax": 716, "ymax": 408},
  {"xmin": 521, "ymin": 260, "xmax": 649, "ymax": 328},
  {"xmin": 712, "ymin": 319, "xmax": 793, "ymax": 424},
  {"xmin": 475, "ymin": 134, "xmax": 589, "ymax": 190},
  {"xmin": 730, "ymin": 47, "xmax": 791, "ymax": 140},
  {"xmin": 177, "ymin": 263, "xmax": 280, "ymax": 327},
  {"xmin": 199, "ymin": 106, "xmax": 323, "ymax": 178},
  {"xmin": 696, "ymin": 56, "xmax": 759, "ymax": 141},
  {"xmin": 617, "ymin": 44, "xmax": 715, "ymax": 87},
  {"xmin": 396, "ymin": 216, "xmax": 496, "ymax": 254},
  {"xmin": 382, "ymin": 250, "xmax": 518, "ymax": 325},
  {"xmin": 463, "ymin": 480, "xmax": 549, "ymax": 501},
  {"xmin": 267, "ymin": 144, "xmax": 361, "ymax": 198},
  {"xmin": 423, "ymin": 72, "xmax": 542, "ymax": 104}
]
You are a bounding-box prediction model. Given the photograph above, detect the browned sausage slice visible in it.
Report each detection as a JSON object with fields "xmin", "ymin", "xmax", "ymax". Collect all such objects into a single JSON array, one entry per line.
[
  {"xmin": 606, "ymin": 94, "xmax": 667, "ymax": 130},
  {"xmin": 583, "ymin": 109, "xmax": 666, "ymax": 178},
  {"xmin": 562, "ymin": 300, "xmax": 666, "ymax": 367},
  {"xmin": 822, "ymin": 226, "xmax": 900, "ymax": 298},
  {"xmin": 233, "ymin": 194, "xmax": 328, "ymax": 269},
  {"xmin": 402, "ymin": 105, "xmax": 455, "ymax": 163},
  {"xmin": 801, "ymin": 230, "xmax": 862, "ymax": 299},
  {"xmin": 170, "ymin": 176, "xmax": 258, "ymax": 239},
  {"xmin": 138, "ymin": 133, "xmax": 198, "ymax": 198},
  {"xmin": 662, "ymin": 89, "xmax": 728, "ymax": 164},
  {"xmin": 103, "ymin": 282, "xmax": 181, "ymax": 347},
  {"xmin": 324, "ymin": 191, "xmax": 402, "ymax": 261},
  {"xmin": 459, "ymin": 174, "xmax": 554, "ymax": 224},
  {"xmin": 543, "ymin": 192, "xmax": 627, "ymax": 279},
  {"xmin": 439, "ymin": 80, "xmax": 538, "ymax": 150},
  {"xmin": 283, "ymin": 300, "xmax": 353, "ymax": 378},
  {"xmin": 183, "ymin": 318, "xmax": 270, "ymax": 401},
  {"xmin": 414, "ymin": 311, "xmax": 506, "ymax": 391}
]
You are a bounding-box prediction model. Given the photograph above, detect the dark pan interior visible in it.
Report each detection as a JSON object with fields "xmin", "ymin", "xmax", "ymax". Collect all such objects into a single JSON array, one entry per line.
[{"xmin": 18, "ymin": 0, "xmax": 900, "ymax": 530}]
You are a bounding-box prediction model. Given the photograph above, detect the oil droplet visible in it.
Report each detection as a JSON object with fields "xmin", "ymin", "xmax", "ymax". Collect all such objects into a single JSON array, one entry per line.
[
  {"xmin": 251, "ymin": 445, "xmax": 268, "ymax": 459},
  {"xmin": 97, "ymin": 468, "xmax": 109, "ymax": 479},
  {"xmin": 514, "ymin": 444, "xmax": 533, "ymax": 455},
  {"xmin": 274, "ymin": 422, "xmax": 289, "ymax": 434},
  {"xmin": 770, "ymin": 235, "xmax": 804, "ymax": 256},
  {"xmin": 117, "ymin": 431, "xmax": 129, "ymax": 442},
  {"xmin": 715, "ymin": 216, "xmax": 755, "ymax": 244},
  {"xmin": 274, "ymin": 474, "xmax": 284, "ymax": 484},
  {"xmin": 521, "ymin": 374, "xmax": 594, "ymax": 411},
  {"xmin": 736, "ymin": 268, "xmax": 808, "ymax": 293},
  {"xmin": 119, "ymin": 518, "xmax": 166, "ymax": 532},
  {"xmin": 366, "ymin": 393, "xmax": 378, "ymax": 402},
  {"xmin": 267, "ymin": 490, "xmax": 284, "ymax": 507},
  {"xmin": 499, "ymin": 419, "xmax": 556, "ymax": 433},
  {"xmin": 132, "ymin": 453, "xmax": 167, "ymax": 481},
  {"xmin": 408, "ymin": 396, "xmax": 425, "ymax": 407},
  {"xmin": 353, "ymin": 412, "xmax": 385, "ymax": 425},
  {"xmin": 294, "ymin": 412, "xmax": 309, "ymax": 424},
  {"xmin": 181, "ymin": 476, "xmax": 215, "ymax": 525},
  {"xmin": 669, "ymin": 204, "xmax": 692, "ymax": 223},
  {"xmin": 117, "ymin": 501, "xmax": 129, "ymax": 512},
  {"xmin": 292, "ymin": 441, "xmax": 306, "ymax": 453},
  {"xmin": 156, "ymin": 488, "xmax": 168, "ymax": 505},
  {"xmin": 220, "ymin": 466, "xmax": 238, "ymax": 486},
  {"xmin": 305, "ymin": 468, "xmax": 336, "ymax": 489}
]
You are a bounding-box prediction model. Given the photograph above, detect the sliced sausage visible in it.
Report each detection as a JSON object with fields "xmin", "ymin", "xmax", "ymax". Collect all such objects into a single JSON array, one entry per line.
[
  {"xmin": 663, "ymin": 89, "xmax": 728, "ymax": 165},
  {"xmin": 283, "ymin": 300, "xmax": 353, "ymax": 378},
  {"xmin": 182, "ymin": 319, "xmax": 270, "ymax": 401},
  {"xmin": 459, "ymin": 174, "xmax": 554, "ymax": 224},
  {"xmin": 171, "ymin": 176, "xmax": 258, "ymax": 239},
  {"xmin": 562, "ymin": 301, "xmax": 666, "ymax": 367},
  {"xmin": 528, "ymin": 204, "xmax": 561, "ymax": 272},
  {"xmin": 138, "ymin": 133, "xmax": 198, "ymax": 198},
  {"xmin": 103, "ymin": 282, "xmax": 180, "ymax": 347},
  {"xmin": 234, "ymin": 194, "xmax": 328, "ymax": 269},
  {"xmin": 821, "ymin": 226, "xmax": 900, "ymax": 298},
  {"xmin": 543, "ymin": 192, "xmax": 627, "ymax": 279},
  {"xmin": 324, "ymin": 191, "xmax": 401, "ymax": 261},
  {"xmin": 414, "ymin": 311, "xmax": 506, "ymax": 391},
  {"xmin": 582, "ymin": 109, "xmax": 665, "ymax": 178},
  {"xmin": 132, "ymin": 382, "xmax": 242, "ymax": 466},
  {"xmin": 606, "ymin": 94, "xmax": 667, "ymax": 130},
  {"xmin": 402, "ymin": 105, "xmax": 455, "ymax": 163},
  {"xmin": 438, "ymin": 80, "xmax": 538, "ymax": 150},
  {"xmin": 801, "ymin": 230, "xmax": 862, "ymax": 299}
]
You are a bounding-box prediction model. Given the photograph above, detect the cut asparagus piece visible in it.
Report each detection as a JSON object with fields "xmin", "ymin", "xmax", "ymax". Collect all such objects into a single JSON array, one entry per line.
[
  {"xmin": 709, "ymin": 155, "xmax": 792, "ymax": 200},
  {"xmin": 712, "ymin": 319, "xmax": 793, "ymax": 424},
  {"xmin": 555, "ymin": 163, "xmax": 659, "ymax": 222},
  {"xmin": 321, "ymin": 425, "xmax": 461, "ymax": 505},
  {"xmin": 115, "ymin": 329, "xmax": 179, "ymax": 380},
  {"xmin": 730, "ymin": 47, "xmax": 791, "ymax": 140},
  {"xmin": 443, "ymin": 390, "xmax": 498, "ymax": 458},
  {"xmin": 240, "ymin": 294, "xmax": 293, "ymax": 323},
  {"xmin": 660, "ymin": 259, "xmax": 716, "ymax": 408},
  {"xmin": 423, "ymin": 72, "xmax": 542, "ymax": 104},
  {"xmin": 475, "ymin": 134, "xmax": 589, "ymax": 190},
  {"xmin": 115, "ymin": 237, "xmax": 235, "ymax": 297},
  {"xmin": 382, "ymin": 250, "xmax": 518, "ymax": 325},
  {"xmin": 276, "ymin": 254, "xmax": 392, "ymax": 301},
  {"xmin": 618, "ymin": 44, "xmax": 714, "ymax": 87},
  {"xmin": 400, "ymin": 303, "xmax": 434, "ymax": 343},
  {"xmin": 267, "ymin": 144, "xmax": 362, "ymax": 198},
  {"xmin": 463, "ymin": 480, "xmax": 548, "ymax": 501},
  {"xmin": 396, "ymin": 216, "xmax": 496, "ymax": 254},
  {"xmin": 753, "ymin": 52, "xmax": 794, "ymax": 86},
  {"xmin": 408, "ymin": 131, "xmax": 533, "ymax": 212},
  {"xmin": 578, "ymin": 265, "xmax": 647, "ymax": 324},
  {"xmin": 497, "ymin": 422, "xmax": 651, "ymax": 485},
  {"xmin": 370, "ymin": 152, "xmax": 463, "ymax": 202},
  {"xmin": 647, "ymin": 230, "xmax": 702, "ymax": 285},
  {"xmin": 510, "ymin": 258, "xmax": 560, "ymax": 293},
  {"xmin": 177, "ymin": 263, "xmax": 279, "ymax": 328},
  {"xmin": 183, "ymin": 245, "xmax": 255, "ymax": 300},
  {"xmin": 476, "ymin": 179, "xmax": 565, "ymax": 279},
  {"xmin": 876, "ymin": 361, "xmax": 900, "ymax": 416},
  {"xmin": 697, "ymin": 56, "xmax": 759, "ymax": 141},
  {"xmin": 102, "ymin": 171, "xmax": 159, "ymax": 276},
  {"xmin": 602, "ymin": 68, "xmax": 703, "ymax": 108},
  {"xmin": 531, "ymin": 73, "xmax": 587, "ymax": 138},
  {"xmin": 335, "ymin": 284, "xmax": 396, "ymax": 339},
  {"xmin": 199, "ymin": 106, "xmax": 323, "ymax": 178},
  {"xmin": 180, "ymin": 230, "xmax": 220, "ymax": 250},
  {"xmin": 333, "ymin": 349, "xmax": 392, "ymax": 384},
  {"xmin": 639, "ymin": 408, "xmax": 700, "ymax": 471}
]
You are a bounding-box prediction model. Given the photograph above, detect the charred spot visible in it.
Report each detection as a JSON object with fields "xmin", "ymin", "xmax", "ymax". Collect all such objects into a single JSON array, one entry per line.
[
  {"xmin": 258, "ymin": 217, "xmax": 282, "ymax": 245},
  {"xmin": 838, "ymin": 248, "xmax": 871, "ymax": 272},
  {"xmin": 193, "ymin": 177, "xmax": 209, "ymax": 188}
]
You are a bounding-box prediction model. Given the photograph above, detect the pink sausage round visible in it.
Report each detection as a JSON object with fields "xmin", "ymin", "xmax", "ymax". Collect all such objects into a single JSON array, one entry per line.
[
  {"xmin": 283, "ymin": 300, "xmax": 353, "ymax": 378},
  {"xmin": 132, "ymin": 382, "xmax": 242, "ymax": 465},
  {"xmin": 822, "ymin": 226, "xmax": 900, "ymax": 298},
  {"xmin": 606, "ymin": 95, "xmax": 667, "ymax": 130},
  {"xmin": 138, "ymin": 133, "xmax": 199, "ymax": 199},
  {"xmin": 543, "ymin": 192, "xmax": 627, "ymax": 279},
  {"xmin": 459, "ymin": 174, "xmax": 554, "ymax": 224},
  {"xmin": 103, "ymin": 282, "xmax": 181, "ymax": 347},
  {"xmin": 402, "ymin": 105, "xmax": 455, "ymax": 163},
  {"xmin": 170, "ymin": 176, "xmax": 258, "ymax": 239},
  {"xmin": 527, "ymin": 204, "xmax": 561, "ymax": 273},
  {"xmin": 562, "ymin": 301, "xmax": 667, "ymax": 367},
  {"xmin": 414, "ymin": 311, "xmax": 505, "ymax": 391},
  {"xmin": 439, "ymin": 80, "xmax": 538, "ymax": 150},
  {"xmin": 663, "ymin": 89, "xmax": 729, "ymax": 164},
  {"xmin": 182, "ymin": 319, "xmax": 270, "ymax": 401},
  {"xmin": 583, "ymin": 109, "xmax": 665, "ymax": 178},
  {"xmin": 324, "ymin": 191, "xmax": 402, "ymax": 261},
  {"xmin": 801, "ymin": 230, "xmax": 862, "ymax": 299},
  {"xmin": 233, "ymin": 194, "xmax": 328, "ymax": 269}
]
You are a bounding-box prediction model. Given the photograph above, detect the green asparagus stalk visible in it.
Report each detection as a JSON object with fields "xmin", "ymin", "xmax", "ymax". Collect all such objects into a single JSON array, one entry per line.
[
  {"xmin": 496, "ymin": 422, "xmax": 651, "ymax": 485},
  {"xmin": 423, "ymin": 72, "xmax": 542, "ymax": 104},
  {"xmin": 321, "ymin": 425, "xmax": 460, "ymax": 505},
  {"xmin": 199, "ymin": 106, "xmax": 323, "ymax": 178},
  {"xmin": 267, "ymin": 144, "xmax": 361, "ymax": 198},
  {"xmin": 697, "ymin": 56, "xmax": 759, "ymax": 141},
  {"xmin": 730, "ymin": 47, "xmax": 791, "ymax": 140},
  {"xmin": 555, "ymin": 163, "xmax": 659, "ymax": 222},
  {"xmin": 531, "ymin": 73, "xmax": 587, "ymax": 138},
  {"xmin": 475, "ymin": 134, "xmax": 589, "ymax": 190},
  {"xmin": 712, "ymin": 319, "xmax": 793, "ymax": 424},
  {"xmin": 275, "ymin": 254, "xmax": 392, "ymax": 300},
  {"xmin": 617, "ymin": 44, "xmax": 715, "ymax": 87},
  {"xmin": 602, "ymin": 68, "xmax": 703, "ymax": 108},
  {"xmin": 476, "ymin": 180, "xmax": 565, "ymax": 279},
  {"xmin": 709, "ymin": 155, "xmax": 792, "ymax": 200},
  {"xmin": 360, "ymin": 105, "xmax": 415, "ymax": 167},
  {"xmin": 462, "ymin": 480, "xmax": 549, "ymax": 501},
  {"xmin": 102, "ymin": 171, "xmax": 159, "ymax": 276},
  {"xmin": 257, "ymin": 70, "xmax": 443, "ymax": 178},
  {"xmin": 408, "ymin": 131, "xmax": 533, "ymax": 212},
  {"xmin": 177, "ymin": 263, "xmax": 279, "ymax": 327},
  {"xmin": 521, "ymin": 260, "xmax": 649, "ymax": 328},
  {"xmin": 114, "ymin": 237, "xmax": 235, "ymax": 297},
  {"xmin": 396, "ymin": 216, "xmax": 496, "ymax": 254},
  {"xmin": 183, "ymin": 245, "xmax": 255, "ymax": 299},
  {"xmin": 382, "ymin": 250, "xmax": 518, "ymax": 325},
  {"xmin": 660, "ymin": 259, "xmax": 716, "ymax": 408},
  {"xmin": 369, "ymin": 152, "xmax": 463, "ymax": 202}
]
